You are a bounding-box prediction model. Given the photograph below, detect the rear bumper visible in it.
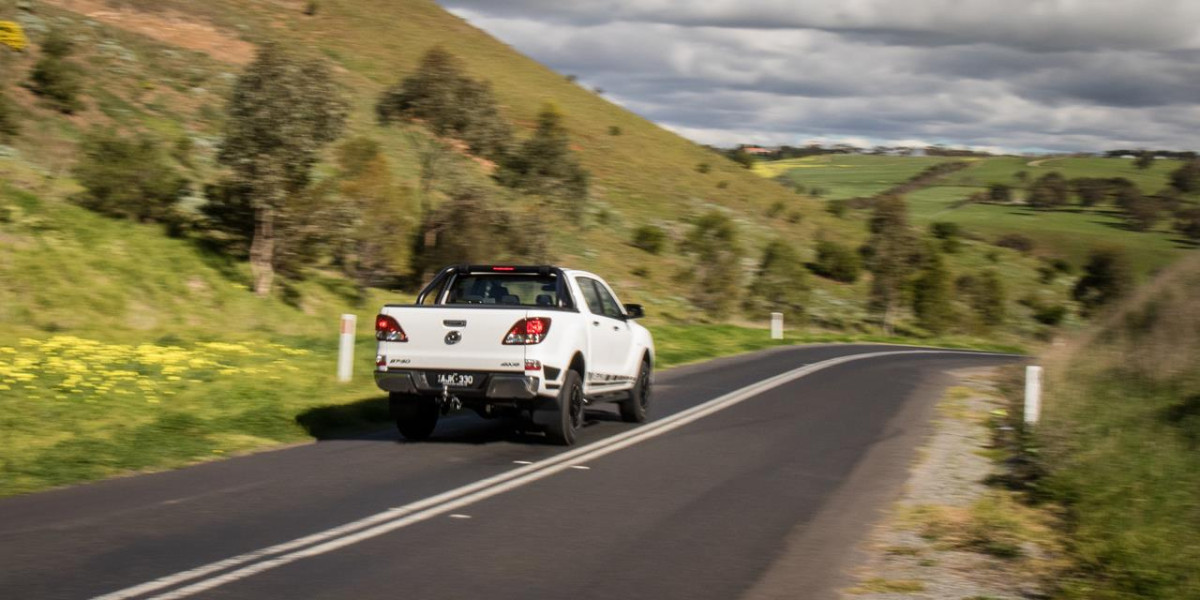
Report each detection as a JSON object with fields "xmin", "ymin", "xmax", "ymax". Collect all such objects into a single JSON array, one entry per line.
[{"xmin": 375, "ymin": 369, "xmax": 540, "ymax": 400}]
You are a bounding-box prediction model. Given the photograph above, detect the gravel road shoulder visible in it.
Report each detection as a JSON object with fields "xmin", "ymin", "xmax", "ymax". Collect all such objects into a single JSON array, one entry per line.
[{"xmin": 842, "ymin": 367, "xmax": 1062, "ymax": 600}]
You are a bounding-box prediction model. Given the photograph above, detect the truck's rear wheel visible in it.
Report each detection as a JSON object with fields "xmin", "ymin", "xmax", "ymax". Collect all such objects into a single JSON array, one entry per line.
[
  {"xmin": 544, "ymin": 370, "xmax": 584, "ymax": 446},
  {"xmin": 390, "ymin": 393, "xmax": 439, "ymax": 441},
  {"xmin": 619, "ymin": 358, "xmax": 652, "ymax": 423}
]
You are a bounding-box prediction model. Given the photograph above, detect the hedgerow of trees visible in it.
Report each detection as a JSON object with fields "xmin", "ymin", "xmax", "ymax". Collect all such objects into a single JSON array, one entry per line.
[{"xmin": 1027, "ymin": 172, "xmax": 1070, "ymax": 208}]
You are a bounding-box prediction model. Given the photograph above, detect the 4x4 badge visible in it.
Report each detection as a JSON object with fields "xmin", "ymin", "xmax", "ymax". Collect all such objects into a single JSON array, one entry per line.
[{"xmin": 444, "ymin": 331, "xmax": 461, "ymax": 345}]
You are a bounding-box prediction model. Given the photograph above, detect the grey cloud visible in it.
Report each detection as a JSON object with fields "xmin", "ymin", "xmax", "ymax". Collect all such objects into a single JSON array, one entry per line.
[
  {"xmin": 440, "ymin": 2, "xmax": 1200, "ymax": 151},
  {"xmin": 444, "ymin": 1, "xmax": 1200, "ymax": 52}
]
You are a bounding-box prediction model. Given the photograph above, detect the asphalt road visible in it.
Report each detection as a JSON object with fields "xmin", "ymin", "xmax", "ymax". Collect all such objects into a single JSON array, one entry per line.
[{"xmin": 0, "ymin": 344, "xmax": 1019, "ymax": 600}]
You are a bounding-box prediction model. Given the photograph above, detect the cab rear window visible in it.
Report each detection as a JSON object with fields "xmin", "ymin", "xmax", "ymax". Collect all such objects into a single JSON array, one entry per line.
[{"xmin": 444, "ymin": 275, "xmax": 561, "ymax": 307}]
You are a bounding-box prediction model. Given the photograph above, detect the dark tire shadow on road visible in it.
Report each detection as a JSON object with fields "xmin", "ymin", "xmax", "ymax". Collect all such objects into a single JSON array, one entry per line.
[{"xmin": 295, "ymin": 397, "xmax": 621, "ymax": 446}]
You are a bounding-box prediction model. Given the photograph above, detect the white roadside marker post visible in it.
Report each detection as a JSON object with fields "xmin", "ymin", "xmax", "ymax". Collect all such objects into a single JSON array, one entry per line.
[
  {"xmin": 770, "ymin": 312, "xmax": 784, "ymax": 340},
  {"xmin": 337, "ymin": 314, "xmax": 356, "ymax": 383},
  {"xmin": 1024, "ymin": 365, "xmax": 1042, "ymax": 425}
]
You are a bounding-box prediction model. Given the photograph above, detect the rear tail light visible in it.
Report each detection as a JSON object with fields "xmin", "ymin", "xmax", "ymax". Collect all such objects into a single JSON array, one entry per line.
[
  {"xmin": 375, "ymin": 314, "xmax": 408, "ymax": 342},
  {"xmin": 503, "ymin": 317, "xmax": 551, "ymax": 345}
]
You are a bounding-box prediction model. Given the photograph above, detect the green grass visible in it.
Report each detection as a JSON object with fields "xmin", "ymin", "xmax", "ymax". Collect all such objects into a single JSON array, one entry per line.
[{"xmin": 1038, "ymin": 254, "xmax": 1200, "ymax": 598}]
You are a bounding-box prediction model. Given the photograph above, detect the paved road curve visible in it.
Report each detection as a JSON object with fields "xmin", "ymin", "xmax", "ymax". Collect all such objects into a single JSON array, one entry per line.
[{"xmin": 0, "ymin": 345, "xmax": 1019, "ymax": 600}]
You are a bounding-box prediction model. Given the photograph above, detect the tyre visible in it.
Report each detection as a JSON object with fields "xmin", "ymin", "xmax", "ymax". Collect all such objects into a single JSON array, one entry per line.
[
  {"xmin": 619, "ymin": 358, "xmax": 652, "ymax": 423},
  {"xmin": 544, "ymin": 370, "xmax": 584, "ymax": 446},
  {"xmin": 390, "ymin": 392, "xmax": 439, "ymax": 441}
]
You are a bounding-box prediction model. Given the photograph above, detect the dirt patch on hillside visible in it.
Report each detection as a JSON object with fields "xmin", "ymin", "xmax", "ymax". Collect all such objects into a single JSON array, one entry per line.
[{"xmin": 43, "ymin": 0, "xmax": 255, "ymax": 64}]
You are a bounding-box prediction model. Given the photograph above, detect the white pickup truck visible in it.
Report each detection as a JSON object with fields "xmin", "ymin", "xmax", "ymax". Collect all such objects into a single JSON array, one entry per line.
[{"xmin": 374, "ymin": 265, "xmax": 655, "ymax": 445}]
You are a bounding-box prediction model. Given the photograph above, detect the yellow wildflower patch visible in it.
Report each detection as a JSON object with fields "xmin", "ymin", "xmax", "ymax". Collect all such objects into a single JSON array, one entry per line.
[
  {"xmin": 0, "ymin": 336, "xmax": 313, "ymax": 403},
  {"xmin": 0, "ymin": 21, "xmax": 28, "ymax": 52}
]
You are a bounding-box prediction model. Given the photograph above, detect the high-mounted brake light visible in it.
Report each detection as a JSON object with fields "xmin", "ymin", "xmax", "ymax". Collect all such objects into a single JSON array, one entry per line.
[
  {"xmin": 375, "ymin": 314, "xmax": 408, "ymax": 342},
  {"xmin": 503, "ymin": 317, "xmax": 551, "ymax": 345},
  {"xmin": 492, "ymin": 266, "xmax": 515, "ymax": 271}
]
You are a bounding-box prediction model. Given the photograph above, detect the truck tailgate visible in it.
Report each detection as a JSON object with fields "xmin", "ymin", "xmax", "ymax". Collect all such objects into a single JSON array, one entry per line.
[{"xmin": 378, "ymin": 307, "xmax": 526, "ymax": 371}]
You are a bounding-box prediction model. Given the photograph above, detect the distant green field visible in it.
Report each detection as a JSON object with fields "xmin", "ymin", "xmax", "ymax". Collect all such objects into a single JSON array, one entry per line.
[
  {"xmin": 758, "ymin": 155, "xmax": 1195, "ymax": 274},
  {"xmin": 755, "ymin": 154, "xmax": 961, "ymax": 199}
]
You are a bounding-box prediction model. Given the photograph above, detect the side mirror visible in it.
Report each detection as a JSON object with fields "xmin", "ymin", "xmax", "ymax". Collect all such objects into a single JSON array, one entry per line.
[{"xmin": 624, "ymin": 304, "xmax": 645, "ymax": 319}]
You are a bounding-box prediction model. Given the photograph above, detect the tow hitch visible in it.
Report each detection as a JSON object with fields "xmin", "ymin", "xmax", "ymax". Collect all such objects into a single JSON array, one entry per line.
[{"xmin": 439, "ymin": 384, "xmax": 462, "ymax": 414}]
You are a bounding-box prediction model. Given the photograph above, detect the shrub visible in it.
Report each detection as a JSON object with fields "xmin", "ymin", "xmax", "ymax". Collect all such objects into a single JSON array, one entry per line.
[
  {"xmin": 1169, "ymin": 160, "xmax": 1200, "ymax": 193},
  {"xmin": 826, "ymin": 198, "xmax": 847, "ymax": 218},
  {"xmin": 495, "ymin": 104, "xmax": 589, "ymax": 206},
  {"xmin": 930, "ymin": 221, "xmax": 962, "ymax": 252},
  {"xmin": 913, "ymin": 251, "xmax": 954, "ymax": 334},
  {"xmin": 1072, "ymin": 177, "xmax": 1110, "ymax": 207},
  {"xmin": 987, "ymin": 182, "xmax": 1012, "ymax": 202},
  {"xmin": 765, "ymin": 200, "xmax": 785, "ymax": 219},
  {"xmin": 744, "ymin": 239, "xmax": 808, "ymax": 322},
  {"xmin": 1117, "ymin": 187, "xmax": 1162, "ymax": 232},
  {"xmin": 72, "ymin": 129, "xmax": 188, "ymax": 222},
  {"xmin": 681, "ymin": 211, "xmax": 743, "ymax": 318},
  {"xmin": 696, "ymin": 162, "xmax": 710, "ymax": 174},
  {"xmin": 376, "ymin": 47, "xmax": 511, "ymax": 160},
  {"xmin": 608, "ymin": 125, "xmax": 621, "ymax": 136},
  {"xmin": 1176, "ymin": 207, "xmax": 1200, "ymax": 241},
  {"xmin": 28, "ymin": 42, "xmax": 85, "ymax": 114},
  {"xmin": 630, "ymin": 224, "xmax": 667, "ymax": 255},
  {"xmin": 303, "ymin": 1, "xmax": 319, "ymax": 15},
  {"xmin": 0, "ymin": 90, "xmax": 18, "ymax": 139},
  {"xmin": 994, "ymin": 233, "xmax": 1034, "ymax": 254},
  {"xmin": 1073, "ymin": 247, "xmax": 1134, "ymax": 315},
  {"xmin": 1032, "ymin": 303, "xmax": 1068, "ymax": 326},
  {"xmin": 414, "ymin": 186, "xmax": 548, "ymax": 276},
  {"xmin": 972, "ymin": 270, "xmax": 1006, "ymax": 326},
  {"xmin": 808, "ymin": 240, "xmax": 861, "ymax": 283}
]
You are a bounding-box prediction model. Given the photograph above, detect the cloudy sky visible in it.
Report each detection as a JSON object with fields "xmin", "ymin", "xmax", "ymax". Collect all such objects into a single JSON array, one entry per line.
[{"xmin": 438, "ymin": 0, "xmax": 1200, "ymax": 153}]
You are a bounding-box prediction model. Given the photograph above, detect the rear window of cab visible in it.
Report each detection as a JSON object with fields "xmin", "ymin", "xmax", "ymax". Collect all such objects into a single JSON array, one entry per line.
[{"xmin": 444, "ymin": 275, "xmax": 560, "ymax": 307}]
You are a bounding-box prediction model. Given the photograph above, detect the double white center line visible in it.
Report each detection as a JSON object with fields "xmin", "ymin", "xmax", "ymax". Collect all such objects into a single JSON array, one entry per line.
[{"xmin": 94, "ymin": 349, "xmax": 1002, "ymax": 599}]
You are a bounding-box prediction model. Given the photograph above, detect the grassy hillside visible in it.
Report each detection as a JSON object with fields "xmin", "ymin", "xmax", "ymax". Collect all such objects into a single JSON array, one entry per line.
[
  {"xmin": 1, "ymin": 0, "xmax": 853, "ymax": 324},
  {"xmin": 1037, "ymin": 253, "xmax": 1200, "ymax": 598},
  {"xmin": 760, "ymin": 154, "xmax": 1194, "ymax": 275}
]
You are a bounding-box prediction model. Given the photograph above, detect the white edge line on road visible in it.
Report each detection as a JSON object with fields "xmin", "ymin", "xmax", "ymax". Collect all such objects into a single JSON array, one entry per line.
[{"xmin": 93, "ymin": 349, "xmax": 1010, "ymax": 600}]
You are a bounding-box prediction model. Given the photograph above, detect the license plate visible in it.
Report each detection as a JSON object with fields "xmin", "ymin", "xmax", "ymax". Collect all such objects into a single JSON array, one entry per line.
[{"xmin": 435, "ymin": 373, "xmax": 475, "ymax": 387}]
